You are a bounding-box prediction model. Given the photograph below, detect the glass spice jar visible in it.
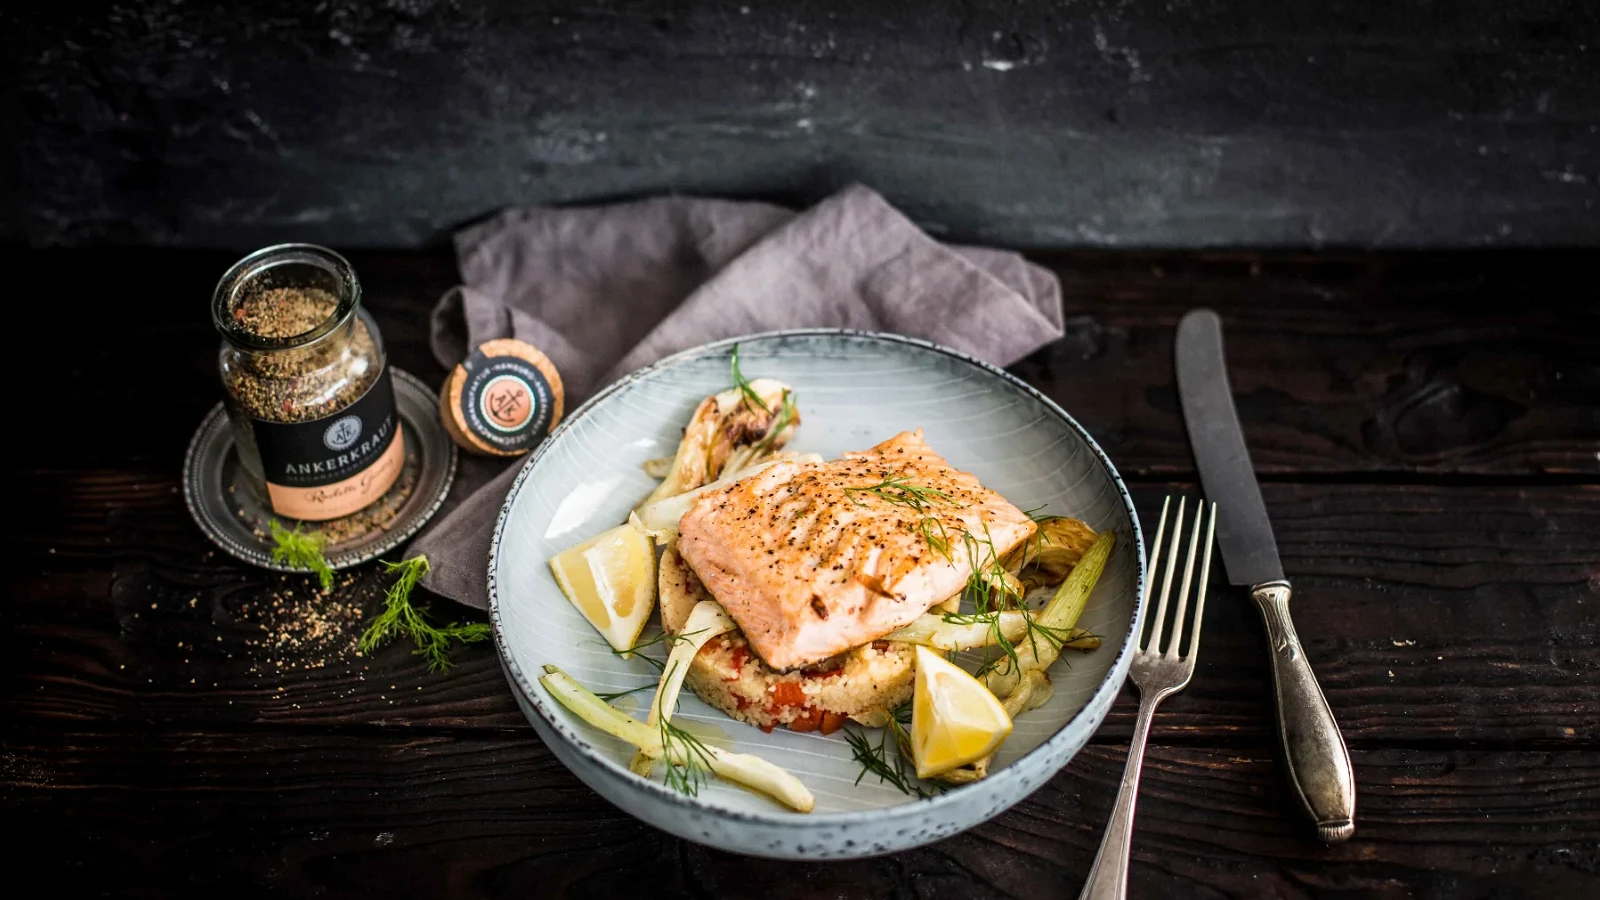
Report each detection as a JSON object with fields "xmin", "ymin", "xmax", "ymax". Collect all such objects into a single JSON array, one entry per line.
[{"xmin": 212, "ymin": 244, "xmax": 403, "ymax": 521}]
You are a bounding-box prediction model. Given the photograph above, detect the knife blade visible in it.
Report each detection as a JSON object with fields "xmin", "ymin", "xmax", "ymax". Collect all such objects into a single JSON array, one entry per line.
[
  {"xmin": 1174, "ymin": 308, "xmax": 1357, "ymax": 844},
  {"xmin": 1174, "ymin": 310, "xmax": 1283, "ymax": 585}
]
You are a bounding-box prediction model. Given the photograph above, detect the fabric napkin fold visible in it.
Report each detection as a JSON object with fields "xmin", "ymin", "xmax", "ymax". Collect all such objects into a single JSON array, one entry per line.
[{"xmin": 412, "ymin": 184, "xmax": 1065, "ymax": 609}]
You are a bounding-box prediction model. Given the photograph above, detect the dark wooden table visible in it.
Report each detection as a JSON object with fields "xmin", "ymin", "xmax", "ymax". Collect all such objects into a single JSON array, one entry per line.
[{"xmin": 5, "ymin": 248, "xmax": 1598, "ymax": 898}]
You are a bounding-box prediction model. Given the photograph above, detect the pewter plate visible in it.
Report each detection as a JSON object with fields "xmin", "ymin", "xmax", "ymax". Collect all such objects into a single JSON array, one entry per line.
[
  {"xmin": 184, "ymin": 368, "xmax": 458, "ymax": 571},
  {"xmin": 489, "ymin": 330, "xmax": 1146, "ymax": 860}
]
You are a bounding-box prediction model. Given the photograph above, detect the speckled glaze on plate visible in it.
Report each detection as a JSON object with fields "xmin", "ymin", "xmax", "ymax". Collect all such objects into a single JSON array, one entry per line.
[
  {"xmin": 184, "ymin": 367, "xmax": 458, "ymax": 571},
  {"xmin": 489, "ymin": 331, "xmax": 1145, "ymax": 860}
]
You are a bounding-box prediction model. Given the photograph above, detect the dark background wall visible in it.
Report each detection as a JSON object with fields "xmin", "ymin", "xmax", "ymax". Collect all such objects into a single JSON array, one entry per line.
[{"xmin": 6, "ymin": 0, "xmax": 1599, "ymax": 249}]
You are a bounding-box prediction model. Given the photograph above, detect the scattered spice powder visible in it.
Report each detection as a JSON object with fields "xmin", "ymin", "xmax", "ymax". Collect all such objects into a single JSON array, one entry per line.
[{"xmin": 232, "ymin": 571, "xmax": 373, "ymax": 674}]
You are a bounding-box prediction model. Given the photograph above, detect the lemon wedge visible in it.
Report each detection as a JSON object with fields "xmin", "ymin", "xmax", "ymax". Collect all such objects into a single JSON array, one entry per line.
[
  {"xmin": 550, "ymin": 521, "xmax": 657, "ymax": 651},
  {"xmin": 911, "ymin": 645, "xmax": 1014, "ymax": 779}
]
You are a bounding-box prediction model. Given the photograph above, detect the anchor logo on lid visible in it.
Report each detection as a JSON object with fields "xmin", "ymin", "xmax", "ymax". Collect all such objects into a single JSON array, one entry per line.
[{"xmin": 479, "ymin": 374, "xmax": 535, "ymax": 432}]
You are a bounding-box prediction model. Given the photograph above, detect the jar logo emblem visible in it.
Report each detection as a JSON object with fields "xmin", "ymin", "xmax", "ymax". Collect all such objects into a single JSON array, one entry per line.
[
  {"xmin": 480, "ymin": 374, "xmax": 534, "ymax": 432},
  {"xmin": 324, "ymin": 415, "xmax": 363, "ymax": 451}
]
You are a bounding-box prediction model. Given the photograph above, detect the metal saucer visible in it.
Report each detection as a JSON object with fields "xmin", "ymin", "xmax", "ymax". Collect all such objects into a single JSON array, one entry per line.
[{"xmin": 183, "ymin": 368, "xmax": 458, "ymax": 571}]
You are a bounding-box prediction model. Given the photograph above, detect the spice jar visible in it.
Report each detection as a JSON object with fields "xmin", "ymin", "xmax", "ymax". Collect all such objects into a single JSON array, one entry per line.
[{"xmin": 213, "ymin": 244, "xmax": 403, "ymax": 521}]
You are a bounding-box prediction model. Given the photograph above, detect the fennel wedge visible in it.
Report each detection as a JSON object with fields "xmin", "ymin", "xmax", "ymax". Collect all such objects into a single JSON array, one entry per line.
[
  {"xmin": 984, "ymin": 530, "xmax": 1115, "ymax": 698},
  {"xmin": 540, "ymin": 665, "xmax": 814, "ymax": 812},
  {"xmin": 628, "ymin": 601, "xmax": 738, "ymax": 776}
]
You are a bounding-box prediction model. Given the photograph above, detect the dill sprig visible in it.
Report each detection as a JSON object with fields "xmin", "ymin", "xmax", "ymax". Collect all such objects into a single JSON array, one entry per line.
[
  {"xmin": 941, "ymin": 608, "xmax": 1077, "ymax": 668},
  {"xmin": 656, "ymin": 660, "xmax": 716, "ymax": 796},
  {"xmin": 906, "ymin": 498, "xmax": 1082, "ymax": 676},
  {"xmin": 609, "ymin": 629, "xmax": 704, "ymax": 672},
  {"xmin": 750, "ymin": 388, "xmax": 797, "ymax": 453},
  {"xmin": 886, "ymin": 698, "xmax": 918, "ymax": 756},
  {"xmin": 615, "ymin": 652, "xmax": 664, "ymax": 673},
  {"xmin": 962, "ymin": 526, "xmax": 1012, "ymax": 610},
  {"xmin": 1022, "ymin": 504, "xmax": 1066, "ymax": 524},
  {"xmin": 594, "ymin": 683, "xmax": 654, "ymax": 703},
  {"xmin": 1018, "ymin": 615, "xmax": 1070, "ymax": 660},
  {"xmin": 958, "ymin": 525, "xmax": 1029, "ymax": 678},
  {"xmin": 358, "ymin": 555, "xmax": 492, "ymax": 672},
  {"xmin": 660, "ymin": 718, "xmax": 715, "ymax": 796},
  {"xmin": 1017, "ymin": 504, "xmax": 1068, "ymax": 564},
  {"xmin": 269, "ymin": 520, "xmax": 335, "ymax": 592},
  {"xmin": 729, "ymin": 343, "xmax": 770, "ymax": 414},
  {"xmin": 844, "ymin": 475, "xmax": 956, "ymax": 512},
  {"xmin": 918, "ymin": 515, "xmax": 954, "ymax": 561},
  {"xmin": 845, "ymin": 725, "xmax": 932, "ymax": 798}
]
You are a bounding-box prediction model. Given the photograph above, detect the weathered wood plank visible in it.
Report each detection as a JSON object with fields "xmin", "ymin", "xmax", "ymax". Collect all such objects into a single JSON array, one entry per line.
[
  {"xmin": 1021, "ymin": 251, "xmax": 1600, "ymax": 477},
  {"xmin": 9, "ymin": 249, "xmax": 1599, "ymax": 476},
  {"xmin": 7, "ymin": 478, "xmax": 1597, "ymax": 748},
  {"xmin": 8, "ymin": 1, "xmax": 1600, "ymax": 248},
  {"xmin": 4, "ymin": 729, "xmax": 1597, "ymax": 898}
]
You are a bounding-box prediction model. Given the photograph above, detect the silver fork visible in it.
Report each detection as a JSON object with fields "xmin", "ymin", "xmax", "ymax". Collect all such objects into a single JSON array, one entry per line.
[{"xmin": 1079, "ymin": 496, "xmax": 1217, "ymax": 900}]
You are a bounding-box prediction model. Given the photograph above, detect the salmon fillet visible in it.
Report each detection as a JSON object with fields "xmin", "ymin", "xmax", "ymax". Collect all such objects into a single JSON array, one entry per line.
[{"xmin": 676, "ymin": 430, "xmax": 1036, "ymax": 671}]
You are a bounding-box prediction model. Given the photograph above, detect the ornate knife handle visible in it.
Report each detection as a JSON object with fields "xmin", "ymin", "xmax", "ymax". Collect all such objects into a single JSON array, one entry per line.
[{"xmin": 1250, "ymin": 580, "xmax": 1357, "ymax": 842}]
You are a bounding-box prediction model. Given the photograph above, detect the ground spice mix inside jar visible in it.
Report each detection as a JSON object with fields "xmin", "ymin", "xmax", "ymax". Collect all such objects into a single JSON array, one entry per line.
[{"xmin": 213, "ymin": 244, "xmax": 403, "ymax": 521}]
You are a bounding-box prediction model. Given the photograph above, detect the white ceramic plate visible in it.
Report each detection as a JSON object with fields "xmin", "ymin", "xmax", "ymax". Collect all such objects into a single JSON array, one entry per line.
[{"xmin": 489, "ymin": 330, "xmax": 1145, "ymax": 859}]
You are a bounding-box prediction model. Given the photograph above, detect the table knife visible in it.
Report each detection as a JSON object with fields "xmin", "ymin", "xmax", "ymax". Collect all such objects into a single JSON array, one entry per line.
[{"xmin": 1174, "ymin": 308, "xmax": 1357, "ymax": 843}]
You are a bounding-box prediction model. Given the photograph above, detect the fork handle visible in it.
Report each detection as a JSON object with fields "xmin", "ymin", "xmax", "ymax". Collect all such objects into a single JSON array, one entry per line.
[
  {"xmin": 1078, "ymin": 689, "xmax": 1162, "ymax": 900},
  {"xmin": 1252, "ymin": 580, "xmax": 1357, "ymax": 842}
]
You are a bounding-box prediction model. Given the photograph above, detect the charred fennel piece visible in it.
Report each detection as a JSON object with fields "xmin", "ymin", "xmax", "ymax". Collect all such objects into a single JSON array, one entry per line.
[
  {"xmin": 629, "ymin": 600, "xmax": 738, "ymax": 776},
  {"xmin": 635, "ymin": 378, "xmax": 790, "ymax": 508},
  {"xmin": 985, "ymin": 531, "xmax": 1115, "ymax": 698},
  {"xmin": 1003, "ymin": 668, "xmax": 1056, "ymax": 717},
  {"xmin": 885, "ymin": 610, "xmax": 1033, "ymax": 650},
  {"xmin": 884, "ymin": 612, "xmax": 1098, "ymax": 653},
  {"xmin": 635, "ymin": 345, "xmax": 797, "ymax": 510},
  {"xmin": 633, "ymin": 454, "xmax": 824, "ymax": 542},
  {"xmin": 540, "ymin": 665, "xmax": 814, "ymax": 812},
  {"xmin": 1008, "ymin": 514, "xmax": 1100, "ymax": 590}
]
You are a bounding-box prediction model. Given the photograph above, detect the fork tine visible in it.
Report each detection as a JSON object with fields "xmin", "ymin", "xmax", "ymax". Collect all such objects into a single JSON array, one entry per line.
[
  {"xmin": 1167, "ymin": 497, "xmax": 1206, "ymax": 658},
  {"xmin": 1141, "ymin": 496, "xmax": 1172, "ymax": 650},
  {"xmin": 1145, "ymin": 496, "xmax": 1186, "ymax": 652},
  {"xmin": 1182, "ymin": 502, "xmax": 1218, "ymax": 660},
  {"xmin": 1142, "ymin": 496, "xmax": 1171, "ymax": 610}
]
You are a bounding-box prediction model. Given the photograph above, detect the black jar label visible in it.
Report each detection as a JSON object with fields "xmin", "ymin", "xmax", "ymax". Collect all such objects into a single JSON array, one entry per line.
[
  {"xmin": 455, "ymin": 346, "xmax": 554, "ymax": 454},
  {"xmin": 252, "ymin": 369, "xmax": 403, "ymax": 520}
]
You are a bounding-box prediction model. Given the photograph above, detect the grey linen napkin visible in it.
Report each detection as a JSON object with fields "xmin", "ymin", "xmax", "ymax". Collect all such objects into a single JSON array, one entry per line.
[{"xmin": 412, "ymin": 184, "xmax": 1064, "ymax": 609}]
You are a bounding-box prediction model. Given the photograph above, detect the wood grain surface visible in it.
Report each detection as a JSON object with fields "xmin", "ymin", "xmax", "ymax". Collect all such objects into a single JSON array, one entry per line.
[
  {"xmin": 6, "ymin": 1, "xmax": 1600, "ymax": 249},
  {"xmin": 7, "ymin": 732, "xmax": 1598, "ymax": 898},
  {"xmin": 3, "ymin": 249, "xmax": 1598, "ymax": 897},
  {"xmin": 8, "ymin": 477, "xmax": 1598, "ymax": 749}
]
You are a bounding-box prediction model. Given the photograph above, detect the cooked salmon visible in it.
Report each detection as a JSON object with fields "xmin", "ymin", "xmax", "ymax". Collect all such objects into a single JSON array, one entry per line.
[{"xmin": 676, "ymin": 430, "xmax": 1036, "ymax": 671}]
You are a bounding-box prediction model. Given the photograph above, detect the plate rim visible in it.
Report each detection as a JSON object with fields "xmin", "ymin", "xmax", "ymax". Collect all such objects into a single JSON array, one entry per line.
[
  {"xmin": 488, "ymin": 328, "xmax": 1147, "ymax": 826},
  {"xmin": 182, "ymin": 367, "xmax": 459, "ymax": 571}
]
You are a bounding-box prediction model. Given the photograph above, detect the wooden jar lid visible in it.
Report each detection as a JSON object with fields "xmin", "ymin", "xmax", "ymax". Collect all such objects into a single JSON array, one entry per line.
[{"xmin": 438, "ymin": 338, "xmax": 564, "ymax": 456}]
